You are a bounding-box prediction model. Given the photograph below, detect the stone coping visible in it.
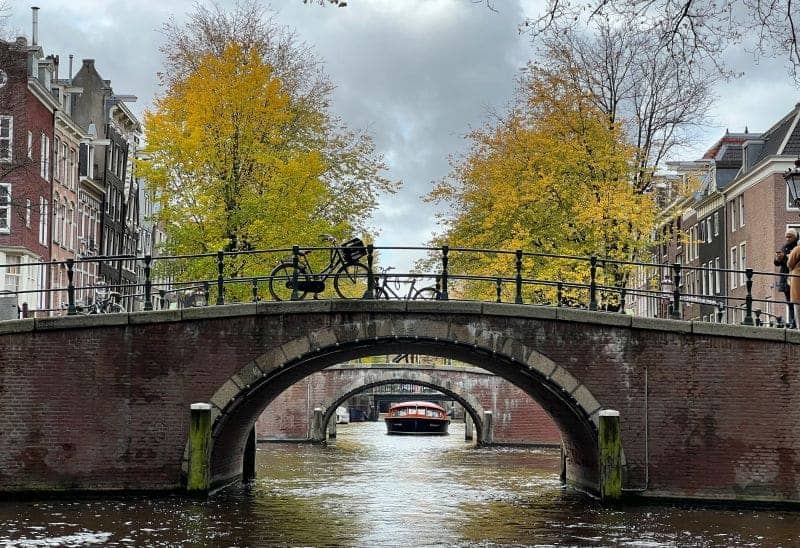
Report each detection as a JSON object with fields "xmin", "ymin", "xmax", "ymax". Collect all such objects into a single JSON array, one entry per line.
[{"xmin": 0, "ymin": 299, "xmax": 795, "ymax": 342}]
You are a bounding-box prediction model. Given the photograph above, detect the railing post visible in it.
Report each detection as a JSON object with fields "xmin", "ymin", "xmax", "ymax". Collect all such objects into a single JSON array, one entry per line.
[
  {"xmin": 670, "ymin": 262, "xmax": 682, "ymax": 320},
  {"xmin": 143, "ymin": 255, "xmax": 153, "ymax": 311},
  {"xmin": 742, "ymin": 268, "xmax": 754, "ymax": 326},
  {"xmin": 66, "ymin": 258, "xmax": 76, "ymax": 315},
  {"xmin": 216, "ymin": 251, "xmax": 225, "ymax": 305},
  {"xmin": 557, "ymin": 282, "xmax": 563, "ymax": 307},
  {"xmin": 158, "ymin": 289, "xmax": 166, "ymax": 310},
  {"xmin": 619, "ymin": 287, "xmax": 626, "ymax": 314},
  {"xmin": 589, "ymin": 256, "xmax": 598, "ymax": 311},
  {"xmin": 495, "ymin": 278, "xmax": 502, "ymax": 303},
  {"xmin": 291, "ymin": 245, "xmax": 300, "ymax": 301},
  {"xmin": 440, "ymin": 245, "xmax": 449, "ymax": 301},
  {"xmin": 202, "ymin": 282, "xmax": 210, "ymax": 306},
  {"xmin": 251, "ymin": 278, "xmax": 259, "ymax": 302},
  {"xmin": 754, "ymin": 308, "xmax": 762, "ymax": 327},
  {"xmin": 515, "ymin": 249, "xmax": 523, "ymax": 304},
  {"xmin": 364, "ymin": 244, "xmax": 375, "ymax": 300}
]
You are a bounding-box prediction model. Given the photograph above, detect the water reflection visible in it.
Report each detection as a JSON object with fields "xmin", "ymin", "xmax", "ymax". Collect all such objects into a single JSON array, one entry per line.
[{"xmin": 1, "ymin": 421, "xmax": 800, "ymax": 546}]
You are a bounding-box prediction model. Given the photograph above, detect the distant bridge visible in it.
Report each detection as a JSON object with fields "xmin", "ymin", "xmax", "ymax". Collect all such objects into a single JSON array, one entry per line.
[
  {"xmin": 0, "ymin": 300, "xmax": 798, "ymax": 503},
  {"xmin": 256, "ymin": 363, "xmax": 562, "ymax": 446}
]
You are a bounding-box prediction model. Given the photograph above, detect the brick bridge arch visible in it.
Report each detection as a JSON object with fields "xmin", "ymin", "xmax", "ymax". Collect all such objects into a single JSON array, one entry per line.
[
  {"xmin": 205, "ymin": 316, "xmax": 604, "ymax": 492},
  {"xmin": 315, "ymin": 370, "xmax": 490, "ymax": 444}
]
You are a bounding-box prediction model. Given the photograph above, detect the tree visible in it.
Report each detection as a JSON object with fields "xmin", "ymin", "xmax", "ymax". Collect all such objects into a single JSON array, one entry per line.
[
  {"xmin": 139, "ymin": 42, "xmax": 390, "ymax": 298},
  {"xmin": 425, "ymin": 70, "xmax": 657, "ymax": 304},
  {"xmin": 533, "ymin": 21, "xmax": 715, "ymax": 193},
  {"xmin": 159, "ymin": 1, "xmax": 394, "ymax": 238},
  {"xmin": 524, "ymin": 0, "xmax": 800, "ymax": 79}
]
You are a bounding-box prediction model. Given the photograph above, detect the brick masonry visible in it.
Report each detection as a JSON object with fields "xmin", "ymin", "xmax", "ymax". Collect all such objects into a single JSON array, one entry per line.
[
  {"xmin": 255, "ymin": 364, "xmax": 562, "ymax": 446},
  {"xmin": 1, "ymin": 301, "xmax": 800, "ymax": 503}
]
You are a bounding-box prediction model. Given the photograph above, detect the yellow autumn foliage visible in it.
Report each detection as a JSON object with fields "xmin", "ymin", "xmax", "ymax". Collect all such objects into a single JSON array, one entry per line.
[
  {"xmin": 427, "ymin": 70, "xmax": 657, "ymax": 305},
  {"xmin": 139, "ymin": 43, "xmax": 393, "ymax": 297}
]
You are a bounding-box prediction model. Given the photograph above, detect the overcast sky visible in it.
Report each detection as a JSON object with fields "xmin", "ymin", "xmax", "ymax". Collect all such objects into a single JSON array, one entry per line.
[{"xmin": 8, "ymin": 1, "xmax": 798, "ymax": 269}]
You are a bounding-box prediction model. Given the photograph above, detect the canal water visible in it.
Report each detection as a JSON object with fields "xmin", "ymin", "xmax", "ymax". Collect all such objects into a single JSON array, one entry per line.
[{"xmin": 2, "ymin": 421, "xmax": 800, "ymax": 546}]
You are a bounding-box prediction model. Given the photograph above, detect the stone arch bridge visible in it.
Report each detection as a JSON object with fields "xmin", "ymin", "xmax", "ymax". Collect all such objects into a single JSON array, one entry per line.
[{"xmin": 1, "ymin": 300, "xmax": 799, "ymax": 502}]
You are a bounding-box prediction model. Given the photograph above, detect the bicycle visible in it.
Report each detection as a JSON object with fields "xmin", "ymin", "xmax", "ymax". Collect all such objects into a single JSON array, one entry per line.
[
  {"xmin": 373, "ymin": 267, "xmax": 440, "ymax": 300},
  {"xmin": 76, "ymin": 284, "xmax": 125, "ymax": 314},
  {"xmin": 268, "ymin": 234, "xmax": 369, "ymax": 301}
]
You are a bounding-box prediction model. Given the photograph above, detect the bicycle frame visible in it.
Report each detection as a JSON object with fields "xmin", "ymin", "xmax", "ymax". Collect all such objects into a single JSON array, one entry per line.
[{"xmin": 374, "ymin": 273, "xmax": 420, "ymax": 300}]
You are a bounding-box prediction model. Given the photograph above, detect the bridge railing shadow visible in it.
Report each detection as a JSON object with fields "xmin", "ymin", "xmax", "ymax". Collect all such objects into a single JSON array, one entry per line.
[{"xmin": 0, "ymin": 244, "xmax": 787, "ymax": 327}]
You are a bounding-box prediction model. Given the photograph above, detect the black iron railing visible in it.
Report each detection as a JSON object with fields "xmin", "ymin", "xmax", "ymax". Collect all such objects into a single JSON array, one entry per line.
[{"xmin": 0, "ymin": 244, "xmax": 792, "ymax": 329}]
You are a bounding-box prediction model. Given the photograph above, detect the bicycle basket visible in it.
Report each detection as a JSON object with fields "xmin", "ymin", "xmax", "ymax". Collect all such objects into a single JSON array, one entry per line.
[{"xmin": 341, "ymin": 237, "xmax": 367, "ymax": 264}]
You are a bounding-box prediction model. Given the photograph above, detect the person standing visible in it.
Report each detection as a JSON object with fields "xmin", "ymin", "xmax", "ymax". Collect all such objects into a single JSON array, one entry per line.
[
  {"xmin": 787, "ymin": 234, "xmax": 800, "ymax": 329},
  {"xmin": 775, "ymin": 229, "xmax": 799, "ymax": 327}
]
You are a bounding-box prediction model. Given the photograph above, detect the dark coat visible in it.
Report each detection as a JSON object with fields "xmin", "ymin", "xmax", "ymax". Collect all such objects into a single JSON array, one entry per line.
[{"xmin": 775, "ymin": 239, "xmax": 798, "ymax": 293}]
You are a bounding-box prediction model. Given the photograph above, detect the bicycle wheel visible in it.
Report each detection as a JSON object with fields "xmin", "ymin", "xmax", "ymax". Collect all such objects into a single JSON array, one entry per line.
[
  {"xmin": 106, "ymin": 302, "xmax": 124, "ymax": 313},
  {"xmin": 374, "ymin": 286, "xmax": 391, "ymax": 300},
  {"xmin": 412, "ymin": 287, "xmax": 440, "ymax": 301},
  {"xmin": 269, "ymin": 263, "xmax": 308, "ymax": 301},
  {"xmin": 334, "ymin": 262, "xmax": 370, "ymax": 299}
]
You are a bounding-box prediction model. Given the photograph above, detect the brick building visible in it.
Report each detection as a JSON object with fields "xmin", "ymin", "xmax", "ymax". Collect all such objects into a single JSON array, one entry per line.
[
  {"xmin": 0, "ymin": 30, "xmax": 57, "ymax": 314},
  {"xmin": 645, "ymin": 103, "xmax": 800, "ymax": 325}
]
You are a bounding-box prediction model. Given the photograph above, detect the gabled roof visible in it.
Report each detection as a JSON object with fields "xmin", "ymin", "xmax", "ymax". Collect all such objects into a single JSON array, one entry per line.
[{"xmin": 752, "ymin": 103, "xmax": 800, "ymax": 162}]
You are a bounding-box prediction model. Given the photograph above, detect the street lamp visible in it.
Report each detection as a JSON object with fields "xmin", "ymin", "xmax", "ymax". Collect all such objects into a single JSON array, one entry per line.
[{"xmin": 784, "ymin": 158, "xmax": 800, "ymax": 212}]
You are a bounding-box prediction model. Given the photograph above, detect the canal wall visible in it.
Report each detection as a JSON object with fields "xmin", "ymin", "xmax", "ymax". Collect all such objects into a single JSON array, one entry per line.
[{"xmin": 255, "ymin": 364, "xmax": 563, "ymax": 446}]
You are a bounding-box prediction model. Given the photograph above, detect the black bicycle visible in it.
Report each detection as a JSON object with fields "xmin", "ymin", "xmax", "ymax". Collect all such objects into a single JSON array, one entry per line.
[
  {"xmin": 268, "ymin": 234, "xmax": 369, "ymax": 301},
  {"xmin": 373, "ymin": 267, "xmax": 440, "ymax": 300},
  {"xmin": 76, "ymin": 284, "xmax": 124, "ymax": 314}
]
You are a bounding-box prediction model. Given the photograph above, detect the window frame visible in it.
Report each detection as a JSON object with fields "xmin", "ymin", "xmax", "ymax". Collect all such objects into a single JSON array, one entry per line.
[
  {"xmin": 0, "ymin": 116, "xmax": 13, "ymax": 163},
  {"xmin": 0, "ymin": 183, "xmax": 10, "ymax": 233}
]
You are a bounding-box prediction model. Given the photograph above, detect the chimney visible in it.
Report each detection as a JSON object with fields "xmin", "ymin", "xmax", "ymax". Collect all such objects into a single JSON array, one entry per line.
[
  {"xmin": 31, "ymin": 7, "xmax": 39, "ymax": 46},
  {"xmin": 68, "ymin": 54, "xmax": 73, "ymax": 80}
]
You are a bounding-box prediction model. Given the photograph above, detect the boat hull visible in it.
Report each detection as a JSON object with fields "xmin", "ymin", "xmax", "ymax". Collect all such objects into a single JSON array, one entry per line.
[{"xmin": 385, "ymin": 417, "xmax": 450, "ymax": 435}]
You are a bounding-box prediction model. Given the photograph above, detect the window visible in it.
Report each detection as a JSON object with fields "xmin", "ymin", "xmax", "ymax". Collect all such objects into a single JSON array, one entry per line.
[
  {"xmin": 25, "ymin": 198, "xmax": 31, "ymax": 228},
  {"xmin": 740, "ymin": 242, "xmax": 747, "ymax": 285},
  {"xmin": 68, "ymin": 203, "xmax": 75, "ymax": 250},
  {"xmin": 706, "ymin": 218, "xmax": 712, "ymax": 243},
  {"xmin": 693, "ymin": 226, "xmax": 699, "ymax": 258},
  {"xmin": 61, "ymin": 200, "xmax": 67, "ymax": 248},
  {"xmin": 0, "ymin": 116, "xmax": 12, "ymax": 162},
  {"xmin": 4, "ymin": 255, "xmax": 19, "ymax": 292},
  {"xmin": 53, "ymin": 137, "xmax": 60, "ymax": 181},
  {"xmin": 62, "ymin": 142, "xmax": 68, "ymax": 187},
  {"xmin": 38, "ymin": 197, "xmax": 48, "ymax": 246},
  {"xmin": 714, "ymin": 212, "xmax": 719, "ymax": 236},
  {"xmin": 0, "ymin": 184, "xmax": 9, "ymax": 233},
  {"xmin": 27, "ymin": 131, "xmax": 32, "ymax": 159},
  {"xmin": 52, "ymin": 192, "xmax": 60, "ymax": 244},
  {"xmin": 69, "ymin": 148, "xmax": 76, "ymax": 190},
  {"xmin": 731, "ymin": 247, "xmax": 738, "ymax": 289},
  {"xmin": 730, "ymin": 201, "xmax": 737, "ymax": 232},
  {"xmin": 40, "ymin": 133, "xmax": 50, "ymax": 181},
  {"xmin": 739, "ymin": 195, "xmax": 745, "ymax": 228},
  {"xmin": 715, "ymin": 258, "xmax": 721, "ymax": 294},
  {"xmin": 701, "ymin": 263, "xmax": 707, "ymax": 295}
]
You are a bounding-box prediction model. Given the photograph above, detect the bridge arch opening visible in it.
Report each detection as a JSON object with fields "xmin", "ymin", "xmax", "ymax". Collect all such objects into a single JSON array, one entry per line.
[
  {"xmin": 200, "ymin": 321, "xmax": 606, "ymax": 495},
  {"xmin": 313, "ymin": 372, "xmax": 488, "ymax": 444}
]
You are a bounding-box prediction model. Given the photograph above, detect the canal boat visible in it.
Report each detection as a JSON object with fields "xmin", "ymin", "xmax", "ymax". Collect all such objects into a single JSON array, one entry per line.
[{"xmin": 384, "ymin": 401, "xmax": 450, "ymax": 435}]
